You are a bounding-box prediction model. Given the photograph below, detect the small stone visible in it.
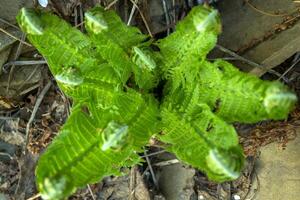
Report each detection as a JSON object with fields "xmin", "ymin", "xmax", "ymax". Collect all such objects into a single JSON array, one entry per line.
[
  {"xmin": 0, "ymin": 182, "xmax": 8, "ymax": 190},
  {"xmin": 38, "ymin": 0, "xmax": 48, "ymax": 7},
  {"xmin": 233, "ymin": 194, "xmax": 241, "ymax": 200}
]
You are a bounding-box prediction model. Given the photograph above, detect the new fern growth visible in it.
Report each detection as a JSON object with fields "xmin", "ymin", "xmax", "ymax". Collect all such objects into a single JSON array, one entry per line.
[{"xmin": 17, "ymin": 5, "xmax": 297, "ymax": 199}]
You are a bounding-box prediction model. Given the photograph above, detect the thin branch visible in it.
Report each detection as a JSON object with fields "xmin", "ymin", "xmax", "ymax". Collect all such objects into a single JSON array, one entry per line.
[
  {"xmin": 143, "ymin": 148, "xmax": 158, "ymax": 189},
  {"xmin": 6, "ymin": 33, "xmax": 26, "ymax": 92},
  {"xmin": 74, "ymin": 3, "xmax": 85, "ymax": 31},
  {"xmin": 56, "ymin": 86, "xmax": 71, "ymax": 117},
  {"xmin": 128, "ymin": 0, "xmax": 153, "ymax": 37},
  {"xmin": 87, "ymin": 184, "xmax": 96, "ymax": 200},
  {"xmin": 0, "ymin": 27, "xmax": 32, "ymax": 46},
  {"xmin": 19, "ymin": 84, "xmax": 40, "ymax": 96},
  {"xmin": 215, "ymin": 44, "xmax": 283, "ymax": 78},
  {"xmin": 26, "ymin": 193, "xmax": 41, "ymax": 200},
  {"xmin": 17, "ymin": 65, "xmax": 40, "ymax": 91},
  {"xmin": 0, "ymin": 18, "xmax": 20, "ymax": 30},
  {"xmin": 3, "ymin": 60, "xmax": 47, "ymax": 68},
  {"xmin": 127, "ymin": 0, "xmax": 137, "ymax": 25},
  {"xmin": 161, "ymin": 0, "xmax": 171, "ymax": 35},
  {"xmin": 79, "ymin": 3, "xmax": 84, "ymax": 32},
  {"xmin": 74, "ymin": 21, "xmax": 84, "ymax": 28},
  {"xmin": 141, "ymin": 149, "xmax": 166, "ymax": 158},
  {"xmin": 245, "ymin": 0, "xmax": 294, "ymax": 17},
  {"xmin": 172, "ymin": 0, "xmax": 176, "ymax": 25},
  {"xmin": 153, "ymin": 158, "xmax": 179, "ymax": 167},
  {"xmin": 105, "ymin": 0, "xmax": 119, "ymax": 10},
  {"xmin": 24, "ymin": 81, "xmax": 52, "ymax": 153},
  {"xmin": 278, "ymin": 54, "xmax": 300, "ymax": 81},
  {"xmin": 241, "ymin": 170, "xmax": 260, "ymax": 200},
  {"xmin": 208, "ymin": 57, "xmax": 241, "ymax": 61},
  {"xmin": 0, "ymin": 152, "xmax": 13, "ymax": 160}
]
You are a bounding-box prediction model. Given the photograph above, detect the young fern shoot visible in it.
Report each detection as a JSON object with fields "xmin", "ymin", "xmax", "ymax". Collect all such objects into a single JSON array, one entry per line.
[{"xmin": 17, "ymin": 5, "xmax": 297, "ymax": 200}]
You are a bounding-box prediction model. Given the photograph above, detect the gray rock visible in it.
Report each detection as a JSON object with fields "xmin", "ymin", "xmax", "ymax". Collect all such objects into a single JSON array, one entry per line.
[
  {"xmin": 0, "ymin": 0, "xmax": 33, "ymax": 26},
  {"xmin": 254, "ymin": 129, "xmax": 300, "ymax": 199},
  {"xmin": 214, "ymin": 0, "xmax": 300, "ymax": 76},
  {"xmin": 156, "ymin": 153, "xmax": 196, "ymax": 200}
]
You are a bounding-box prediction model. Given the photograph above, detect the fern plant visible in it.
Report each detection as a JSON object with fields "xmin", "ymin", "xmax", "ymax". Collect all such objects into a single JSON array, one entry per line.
[{"xmin": 17, "ymin": 5, "xmax": 297, "ymax": 199}]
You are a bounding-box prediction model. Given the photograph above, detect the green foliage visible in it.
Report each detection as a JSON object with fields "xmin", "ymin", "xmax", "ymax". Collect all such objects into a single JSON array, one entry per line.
[{"xmin": 17, "ymin": 5, "xmax": 297, "ymax": 199}]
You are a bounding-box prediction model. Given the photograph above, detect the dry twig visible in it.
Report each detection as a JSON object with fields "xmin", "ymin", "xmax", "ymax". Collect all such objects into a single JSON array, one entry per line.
[
  {"xmin": 19, "ymin": 84, "xmax": 40, "ymax": 96},
  {"xmin": 87, "ymin": 184, "xmax": 96, "ymax": 200},
  {"xmin": 128, "ymin": 0, "xmax": 153, "ymax": 37},
  {"xmin": 153, "ymin": 158, "xmax": 179, "ymax": 167},
  {"xmin": 0, "ymin": 17, "xmax": 20, "ymax": 30},
  {"xmin": 144, "ymin": 148, "xmax": 158, "ymax": 189},
  {"xmin": 141, "ymin": 149, "xmax": 166, "ymax": 158},
  {"xmin": 278, "ymin": 52, "xmax": 300, "ymax": 81},
  {"xmin": 25, "ymin": 81, "xmax": 52, "ymax": 153},
  {"xmin": 6, "ymin": 33, "xmax": 27, "ymax": 93},
  {"xmin": 26, "ymin": 193, "xmax": 41, "ymax": 200},
  {"xmin": 17, "ymin": 65, "xmax": 41, "ymax": 91},
  {"xmin": 0, "ymin": 28, "xmax": 31, "ymax": 46},
  {"xmin": 127, "ymin": 0, "xmax": 137, "ymax": 25},
  {"xmin": 105, "ymin": 0, "xmax": 119, "ymax": 10},
  {"xmin": 3, "ymin": 60, "xmax": 47, "ymax": 68},
  {"xmin": 129, "ymin": 166, "xmax": 137, "ymax": 200},
  {"xmin": 161, "ymin": 0, "xmax": 171, "ymax": 35},
  {"xmin": 245, "ymin": 0, "xmax": 296, "ymax": 17},
  {"xmin": 216, "ymin": 44, "xmax": 283, "ymax": 78}
]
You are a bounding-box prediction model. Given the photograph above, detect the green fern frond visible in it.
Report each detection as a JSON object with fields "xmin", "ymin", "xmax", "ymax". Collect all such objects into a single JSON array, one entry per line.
[
  {"xmin": 36, "ymin": 106, "xmax": 133, "ymax": 199},
  {"xmin": 131, "ymin": 46, "xmax": 159, "ymax": 90},
  {"xmin": 36, "ymin": 89, "xmax": 159, "ymax": 199},
  {"xmin": 195, "ymin": 60, "xmax": 297, "ymax": 123},
  {"xmin": 160, "ymin": 82, "xmax": 244, "ymax": 181},
  {"xmin": 84, "ymin": 18, "xmax": 132, "ymax": 83},
  {"xmin": 17, "ymin": 8, "xmax": 105, "ymax": 86},
  {"xmin": 156, "ymin": 6, "xmax": 221, "ymax": 80},
  {"xmin": 159, "ymin": 103, "xmax": 244, "ymax": 181},
  {"xmin": 85, "ymin": 6, "xmax": 148, "ymax": 51}
]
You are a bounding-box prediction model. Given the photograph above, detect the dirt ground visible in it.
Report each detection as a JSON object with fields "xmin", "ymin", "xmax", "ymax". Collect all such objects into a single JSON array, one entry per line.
[{"xmin": 0, "ymin": 0, "xmax": 299, "ymax": 200}]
